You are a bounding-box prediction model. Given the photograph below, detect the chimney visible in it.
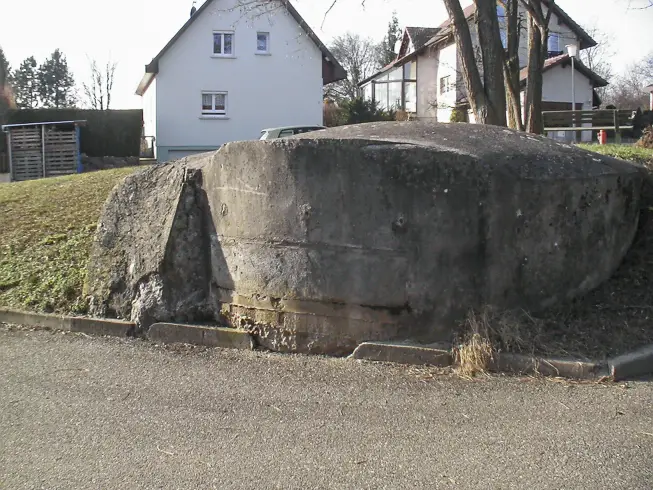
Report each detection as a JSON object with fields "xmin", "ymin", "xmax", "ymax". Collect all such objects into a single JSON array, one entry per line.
[{"xmin": 190, "ymin": 1, "xmax": 197, "ymax": 18}]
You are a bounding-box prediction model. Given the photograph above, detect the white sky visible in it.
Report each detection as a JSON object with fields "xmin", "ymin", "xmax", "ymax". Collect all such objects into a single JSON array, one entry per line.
[{"xmin": 1, "ymin": 0, "xmax": 652, "ymax": 109}]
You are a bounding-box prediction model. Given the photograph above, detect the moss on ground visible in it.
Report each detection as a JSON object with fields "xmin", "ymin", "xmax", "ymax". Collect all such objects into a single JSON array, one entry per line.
[{"xmin": 0, "ymin": 168, "xmax": 142, "ymax": 314}]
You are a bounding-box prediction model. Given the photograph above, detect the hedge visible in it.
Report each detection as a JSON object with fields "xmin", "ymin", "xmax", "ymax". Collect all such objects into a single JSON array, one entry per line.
[{"xmin": 4, "ymin": 109, "xmax": 143, "ymax": 157}]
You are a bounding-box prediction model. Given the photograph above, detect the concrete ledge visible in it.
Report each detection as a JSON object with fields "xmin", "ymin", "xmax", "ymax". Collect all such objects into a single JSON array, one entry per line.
[
  {"xmin": 609, "ymin": 344, "xmax": 653, "ymax": 381},
  {"xmin": 147, "ymin": 323, "xmax": 254, "ymax": 350},
  {"xmin": 350, "ymin": 341, "xmax": 452, "ymax": 367},
  {"xmin": 493, "ymin": 353, "xmax": 604, "ymax": 379},
  {"xmin": 69, "ymin": 317, "xmax": 135, "ymax": 337},
  {"xmin": 0, "ymin": 309, "xmax": 134, "ymax": 337}
]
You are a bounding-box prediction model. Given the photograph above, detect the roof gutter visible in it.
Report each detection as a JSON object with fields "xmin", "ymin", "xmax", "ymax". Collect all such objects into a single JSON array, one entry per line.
[{"xmin": 135, "ymin": 61, "xmax": 159, "ymax": 96}]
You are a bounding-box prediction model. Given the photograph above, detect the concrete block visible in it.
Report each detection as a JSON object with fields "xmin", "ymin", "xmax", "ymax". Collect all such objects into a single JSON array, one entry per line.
[
  {"xmin": 0, "ymin": 308, "xmax": 136, "ymax": 338},
  {"xmin": 0, "ymin": 309, "xmax": 71, "ymax": 330},
  {"xmin": 609, "ymin": 344, "xmax": 653, "ymax": 381},
  {"xmin": 494, "ymin": 353, "xmax": 603, "ymax": 379},
  {"xmin": 350, "ymin": 341, "xmax": 452, "ymax": 367},
  {"xmin": 148, "ymin": 323, "xmax": 254, "ymax": 350},
  {"xmin": 69, "ymin": 317, "xmax": 135, "ymax": 337}
]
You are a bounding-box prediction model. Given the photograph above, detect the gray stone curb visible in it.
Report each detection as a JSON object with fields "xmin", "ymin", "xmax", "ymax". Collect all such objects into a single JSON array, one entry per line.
[
  {"xmin": 608, "ymin": 344, "xmax": 653, "ymax": 381},
  {"xmin": 350, "ymin": 341, "xmax": 453, "ymax": 367},
  {"xmin": 0, "ymin": 309, "xmax": 134, "ymax": 337},
  {"xmin": 2, "ymin": 307, "xmax": 651, "ymax": 380},
  {"xmin": 492, "ymin": 353, "xmax": 605, "ymax": 380},
  {"xmin": 148, "ymin": 323, "xmax": 254, "ymax": 350},
  {"xmin": 349, "ymin": 340, "xmax": 611, "ymax": 380}
]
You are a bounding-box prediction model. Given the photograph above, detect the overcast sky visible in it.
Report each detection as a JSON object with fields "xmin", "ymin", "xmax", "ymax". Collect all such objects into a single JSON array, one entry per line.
[{"xmin": 1, "ymin": 0, "xmax": 652, "ymax": 109}]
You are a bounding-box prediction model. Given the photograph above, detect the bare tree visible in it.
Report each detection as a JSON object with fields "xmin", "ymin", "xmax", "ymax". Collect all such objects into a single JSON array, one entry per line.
[
  {"xmin": 325, "ymin": 33, "xmax": 378, "ymax": 100},
  {"xmin": 579, "ymin": 25, "xmax": 614, "ymax": 103},
  {"xmin": 82, "ymin": 58, "xmax": 117, "ymax": 110},
  {"xmin": 603, "ymin": 67, "xmax": 649, "ymax": 109},
  {"xmin": 500, "ymin": 0, "xmax": 525, "ymax": 130},
  {"xmin": 519, "ymin": 0, "xmax": 553, "ymax": 134},
  {"xmin": 441, "ymin": 0, "xmax": 507, "ymax": 126},
  {"xmin": 637, "ymin": 51, "xmax": 653, "ymax": 81}
]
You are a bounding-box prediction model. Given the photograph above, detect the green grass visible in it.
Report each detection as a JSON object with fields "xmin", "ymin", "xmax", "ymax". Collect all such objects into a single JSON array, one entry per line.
[
  {"xmin": 0, "ymin": 168, "xmax": 142, "ymax": 315},
  {"xmin": 577, "ymin": 143, "xmax": 653, "ymax": 166}
]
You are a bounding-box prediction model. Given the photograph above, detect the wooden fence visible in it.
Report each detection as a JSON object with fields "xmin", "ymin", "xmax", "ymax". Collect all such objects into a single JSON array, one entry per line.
[{"xmin": 7, "ymin": 125, "xmax": 79, "ymax": 182}]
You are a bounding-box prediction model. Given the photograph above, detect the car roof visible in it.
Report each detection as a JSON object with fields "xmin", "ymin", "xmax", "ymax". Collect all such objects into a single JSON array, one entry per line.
[{"xmin": 261, "ymin": 125, "xmax": 326, "ymax": 132}]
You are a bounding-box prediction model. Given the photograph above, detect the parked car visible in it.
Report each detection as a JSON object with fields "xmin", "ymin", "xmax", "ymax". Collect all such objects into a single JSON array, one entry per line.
[{"xmin": 259, "ymin": 125, "xmax": 326, "ymax": 140}]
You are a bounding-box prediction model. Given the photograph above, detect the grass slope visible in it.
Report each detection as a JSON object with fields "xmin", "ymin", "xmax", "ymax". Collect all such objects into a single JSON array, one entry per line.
[
  {"xmin": 0, "ymin": 168, "xmax": 140, "ymax": 314},
  {"xmin": 577, "ymin": 144, "xmax": 653, "ymax": 165}
]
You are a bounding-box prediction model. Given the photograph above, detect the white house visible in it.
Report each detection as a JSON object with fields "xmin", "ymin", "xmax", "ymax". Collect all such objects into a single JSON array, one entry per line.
[
  {"xmin": 136, "ymin": 0, "xmax": 346, "ymax": 162},
  {"xmin": 359, "ymin": 2, "xmax": 607, "ymax": 142}
]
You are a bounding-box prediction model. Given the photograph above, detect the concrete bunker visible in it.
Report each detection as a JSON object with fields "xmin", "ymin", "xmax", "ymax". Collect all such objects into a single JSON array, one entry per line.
[{"xmin": 86, "ymin": 122, "xmax": 643, "ymax": 355}]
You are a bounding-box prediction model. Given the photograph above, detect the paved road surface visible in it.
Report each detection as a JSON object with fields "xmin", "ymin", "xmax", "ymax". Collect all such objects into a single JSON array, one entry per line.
[{"xmin": 1, "ymin": 325, "xmax": 652, "ymax": 489}]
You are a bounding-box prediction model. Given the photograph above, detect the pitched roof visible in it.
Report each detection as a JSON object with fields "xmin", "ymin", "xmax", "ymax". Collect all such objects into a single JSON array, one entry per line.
[
  {"xmin": 359, "ymin": 2, "xmax": 598, "ymax": 88},
  {"xmin": 405, "ymin": 27, "xmax": 441, "ymax": 51},
  {"xmin": 135, "ymin": 0, "xmax": 347, "ymax": 95},
  {"xmin": 519, "ymin": 53, "xmax": 609, "ymax": 88},
  {"xmin": 429, "ymin": 2, "xmax": 596, "ymax": 50}
]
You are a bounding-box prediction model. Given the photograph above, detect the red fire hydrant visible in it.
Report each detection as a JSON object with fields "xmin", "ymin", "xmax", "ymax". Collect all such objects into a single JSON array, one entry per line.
[{"xmin": 598, "ymin": 130, "xmax": 607, "ymax": 145}]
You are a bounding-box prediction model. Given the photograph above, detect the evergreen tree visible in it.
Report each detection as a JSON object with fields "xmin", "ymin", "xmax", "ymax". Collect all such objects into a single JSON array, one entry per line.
[
  {"xmin": 0, "ymin": 46, "xmax": 11, "ymax": 115},
  {"xmin": 10, "ymin": 56, "xmax": 40, "ymax": 109},
  {"xmin": 38, "ymin": 49, "xmax": 76, "ymax": 108},
  {"xmin": 0, "ymin": 46, "xmax": 9, "ymax": 91},
  {"xmin": 376, "ymin": 12, "xmax": 401, "ymax": 68}
]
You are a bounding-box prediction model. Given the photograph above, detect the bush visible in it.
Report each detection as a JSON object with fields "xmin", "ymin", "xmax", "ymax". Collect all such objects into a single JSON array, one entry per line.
[
  {"xmin": 636, "ymin": 126, "xmax": 653, "ymax": 149},
  {"xmin": 6, "ymin": 109, "xmax": 143, "ymax": 157},
  {"xmin": 338, "ymin": 97, "xmax": 395, "ymax": 125},
  {"xmin": 450, "ymin": 107, "xmax": 468, "ymax": 123}
]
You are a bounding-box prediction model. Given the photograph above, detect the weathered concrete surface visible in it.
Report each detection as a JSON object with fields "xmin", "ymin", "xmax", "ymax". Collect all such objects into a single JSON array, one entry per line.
[
  {"xmin": 351, "ymin": 341, "xmax": 452, "ymax": 366},
  {"xmin": 609, "ymin": 344, "xmax": 653, "ymax": 380},
  {"xmin": 87, "ymin": 154, "xmax": 215, "ymax": 327},
  {"xmin": 148, "ymin": 323, "xmax": 254, "ymax": 350},
  {"xmin": 86, "ymin": 122, "xmax": 642, "ymax": 355}
]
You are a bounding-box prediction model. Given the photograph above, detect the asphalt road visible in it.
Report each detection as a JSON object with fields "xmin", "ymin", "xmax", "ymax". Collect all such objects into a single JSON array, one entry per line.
[{"xmin": 1, "ymin": 325, "xmax": 652, "ymax": 490}]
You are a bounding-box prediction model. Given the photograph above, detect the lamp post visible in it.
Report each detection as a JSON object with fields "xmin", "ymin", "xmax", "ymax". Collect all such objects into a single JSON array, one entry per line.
[{"xmin": 566, "ymin": 43, "xmax": 579, "ymax": 143}]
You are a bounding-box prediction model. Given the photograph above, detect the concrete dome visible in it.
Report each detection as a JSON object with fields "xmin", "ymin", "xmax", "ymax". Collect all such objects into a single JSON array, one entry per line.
[{"xmin": 87, "ymin": 122, "xmax": 642, "ymax": 355}]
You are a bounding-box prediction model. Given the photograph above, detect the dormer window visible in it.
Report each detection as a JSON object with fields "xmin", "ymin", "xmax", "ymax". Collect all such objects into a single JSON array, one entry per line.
[{"xmin": 213, "ymin": 31, "xmax": 234, "ymax": 56}]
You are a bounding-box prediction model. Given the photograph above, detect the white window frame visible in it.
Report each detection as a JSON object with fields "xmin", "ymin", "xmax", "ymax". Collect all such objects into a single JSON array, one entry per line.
[
  {"xmin": 256, "ymin": 32, "xmax": 270, "ymax": 54},
  {"xmin": 201, "ymin": 91, "xmax": 228, "ymax": 117},
  {"xmin": 213, "ymin": 31, "xmax": 235, "ymax": 57},
  {"xmin": 439, "ymin": 75, "xmax": 453, "ymax": 95}
]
